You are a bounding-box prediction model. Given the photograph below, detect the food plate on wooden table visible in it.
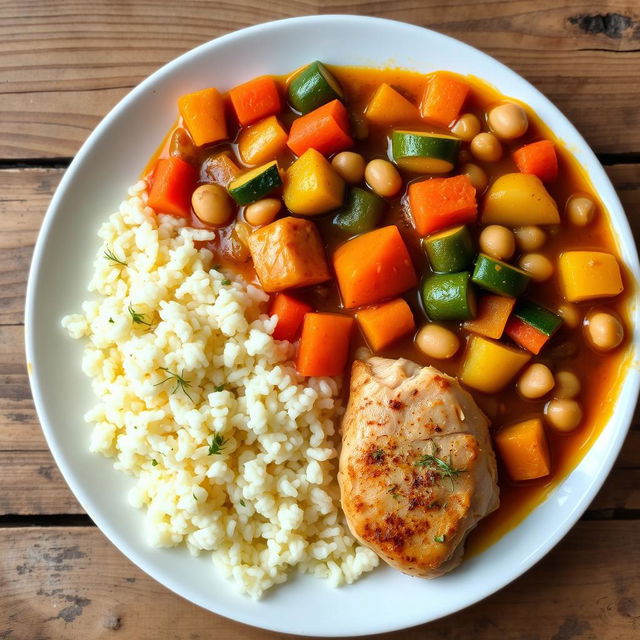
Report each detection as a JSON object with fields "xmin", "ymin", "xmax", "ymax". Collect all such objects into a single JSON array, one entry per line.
[{"xmin": 25, "ymin": 15, "xmax": 640, "ymax": 637}]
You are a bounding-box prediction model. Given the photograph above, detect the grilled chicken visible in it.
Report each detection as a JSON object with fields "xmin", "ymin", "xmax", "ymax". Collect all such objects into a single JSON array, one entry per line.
[{"xmin": 338, "ymin": 357, "xmax": 499, "ymax": 578}]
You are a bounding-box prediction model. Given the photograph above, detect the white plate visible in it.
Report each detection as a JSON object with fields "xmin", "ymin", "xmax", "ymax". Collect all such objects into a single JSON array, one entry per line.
[{"xmin": 25, "ymin": 15, "xmax": 640, "ymax": 637}]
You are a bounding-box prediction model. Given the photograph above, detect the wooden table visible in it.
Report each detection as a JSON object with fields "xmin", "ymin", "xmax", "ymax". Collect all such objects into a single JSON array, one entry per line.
[{"xmin": 2, "ymin": 1, "xmax": 639, "ymax": 638}]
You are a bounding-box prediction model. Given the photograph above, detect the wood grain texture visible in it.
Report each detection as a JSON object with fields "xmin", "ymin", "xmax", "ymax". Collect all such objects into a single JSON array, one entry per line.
[
  {"xmin": 1, "ymin": 0, "xmax": 639, "ymax": 158},
  {"xmin": 1, "ymin": 522, "xmax": 638, "ymax": 639}
]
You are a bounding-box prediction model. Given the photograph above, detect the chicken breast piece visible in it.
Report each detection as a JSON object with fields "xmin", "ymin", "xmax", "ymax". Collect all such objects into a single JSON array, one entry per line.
[{"xmin": 338, "ymin": 357, "xmax": 499, "ymax": 578}]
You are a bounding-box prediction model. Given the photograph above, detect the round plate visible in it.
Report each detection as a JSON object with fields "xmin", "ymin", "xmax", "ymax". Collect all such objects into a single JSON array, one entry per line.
[{"xmin": 25, "ymin": 15, "xmax": 640, "ymax": 637}]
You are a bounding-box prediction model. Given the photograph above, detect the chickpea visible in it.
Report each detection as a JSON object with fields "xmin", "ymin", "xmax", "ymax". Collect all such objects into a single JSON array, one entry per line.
[
  {"xmin": 479, "ymin": 225, "xmax": 515, "ymax": 261},
  {"xmin": 487, "ymin": 103, "xmax": 529, "ymax": 140},
  {"xmin": 514, "ymin": 226, "xmax": 546, "ymax": 252},
  {"xmin": 566, "ymin": 194, "xmax": 596, "ymax": 227},
  {"xmin": 244, "ymin": 198, "xmax": 281, "ymax": 226},
  {"xmin": 365, "ymin": 159, "xmax": 402, "ymax": 197},
  {"xmin": 191, "ymin": 184, "xmax": 234, "ymax": 226},
  {"xmin": 470, "ymin": 132, "xmax": 502, "ymax": 163},
  {"xmin": 554, "ymin": 371, "xmax": 581, "ymax": 399},
  {"xmin": 557, "ymin": 303, "xmax": 581, "ymax": 329},
  {"xmin": 450, "ymin": 113, "xmax": 481, "ymax": 141},
  {"xmin": 584, "ymin": 310, "xmax": 624, "ymax": 351},
  {"xmin": 518, "ymin": 363, "xmax": 555, "ymax": 399},
  {"xmin": 415, "ymin": 324, "xmax": 460, "ymax": 360},
  {"xmin": 545, "ymin": 399, "xmax": 583, "ymax": 432},
  {"xmin": 460, "ymin": 162, "xmax": 488, "ymax": 192},
  {"xmin": 518, "ymin": 253, "xmax": 554, "ymax": 282},
  {"xmin": 332, "ymin": 151, "xmax": 366, "ymax": 184}
]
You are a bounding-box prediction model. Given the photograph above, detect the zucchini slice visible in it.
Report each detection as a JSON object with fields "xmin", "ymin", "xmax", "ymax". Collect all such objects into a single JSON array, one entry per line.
[
  {"xmin": 288, "ymin": 61, "xmax": 344, "ymax": 114},
  {"xmin": 421, "ymin": 271, "xmax": 476, "ymax": 321},
  {"xmin": 333, "ymin": 187, "xmax": 385, "ymax": 235},
  {"xmin": 228, "ymin": 161, "xmax": 282, "ymax": 205},
  {"xmin": 391, "ymin": 130, "xmax": 461, "ymax": 173},
  {"xmin": 422, "ymin": 225, "xmax": 474, "ymax": 273},
  {"xmin": 472, "ymin": 253, "xmax": 530, "ymax": 297}
]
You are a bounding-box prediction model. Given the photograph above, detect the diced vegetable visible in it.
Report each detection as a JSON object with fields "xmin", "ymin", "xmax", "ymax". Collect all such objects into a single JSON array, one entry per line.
[
  {"xmin": 287, "ymin": 100, "xmax": 353, "ymax": 157},
  {"xmin": 229, "ymin": 76, "xmax": 281, "ymax": 126},
  {"xmin": 248, "ymin": 217, "xmax": 330, "ymax": 292},
  {"xmin": 283, "ymin": 148, "xmax": 345, "ymax": 216},
  {"xmin": 365, "ymin": 83, "xmax": 420, "ymax": 125},
  {"xmin": 513, "ymin": 140, "xmax": 558, "ymax": 183},
  {"xmin": 202, "ymin": 152, "xmax": 242, "ymax": 186},
  {"xmin": 494, "ymin": 418, "xmax": 551, "ymax": 481},
  {"xmin": 270, "ymin": 293, "xmax": 313, "ymax": 342},
  {"xmin": 228, "ymin": 161, "xmax": 282, "ymax": 205},
  {"xmin": 461, "ymin": 335, "xmax": 531, "ymax": 393},
  {"xmin": 297, "ymin": 313, "xmax": 354, "ymax": 377},
  {"xmin": 237, "ymin": 116, "xmax": 288, "ymax": 166},
  {"xmin": 482, "ymin": 173, "xmax": 560, "ymax": 226},
  {"xmin": 472, "ymin": 253, "xmax": 531, "ymax": 297},
  {"xmin": 422, "ymin": 225, "xmax": 474, "ymax": 274},
  {"xmin": 421, "ymin": 272, "xmax": 476, "ymax": 321},
  {"xmin": 505, "ymin": 317, "xmax": 550, "ymax": 355},
  {"xmin": 505, "ymin": 301, "xmax": 562, "ymax": 354},
  {"xmin": 408, "ymin": 175, "xmax": 477, "ymax": 236},
  {"xmin": 420, "ymin": 72, "xmax": 470, "ymax": 127},
  {"xmin": 288, "ymin": 61, "xmax": 344, "ymax": 114},
  {"xmin": 333, "ymin": 225, "xmax": 417, "ymax": 308},
  {"xmin": 356, "ymin": 298, "xmax": 415, "ymax": 351},
  {"xmin": 147, "ymin": 157, "xmax": 198, "ymax": 218},
  {"xmin": 391, "ymin": 131, "xmax": 461, "ymax": 173},
  {"xmin": 333, "ymin": 187, "xmax": 385, "ymax": 235},
  {"xmin": 558, "ymin": 251, "xmax": 624, "ymax": 302},
  {"xmin": 463, "ymin": 295, "xmax": 516, "ymax": 339},
  {"xmin": 177, "ymin": 88, "xmax": 227, "ymax": 146}
]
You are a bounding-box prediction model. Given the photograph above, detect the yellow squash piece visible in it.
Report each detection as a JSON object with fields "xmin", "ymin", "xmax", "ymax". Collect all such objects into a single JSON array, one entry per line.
[
  {"xmin": 558, "ymin": 251, "xmax": 623, "ymax": 302},
  {"xmin": 461, "ymin": 335, "xmax": 531, "ymax": 393},
  {"xmin": 238, "ymin": 115, "xmax": 288, "ymax": 166},
  {"xmin": 482, "ymin": 173, "xmax": 560, "ymax": 226},
  {"xmin": 283, "ymin": 148, "xmax": 345, "ymax": 216},
  {"xmin": 365, "ymin": 83, "xmax": 420, "ymax": 126},
  {"xmin": 495, "ymin": 418, "xmax": 551, "ymax": 481}
]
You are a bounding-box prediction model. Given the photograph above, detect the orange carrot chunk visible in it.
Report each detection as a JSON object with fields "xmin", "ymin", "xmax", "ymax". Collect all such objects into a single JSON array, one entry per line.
[
  {"xmin": 178, "ymin": 88, "xmax": 227, "ymax": 146},
  {"xmin": 229, "ymin": 76, "xmax": 282, "ymax": 126},
  {"xmin": 365, "ymin": 83, "xmax": 420, "ymax": 125},
  {"xmin": 513, "ymin": 140, "xmax": 558, "ymax": 183},
  {"xmin": 504, "ymin": 316, "xmax": 550, "ymax": 355},
  {"xmin": 494, "ymin": 418, "xmax": 551, "ymax": 481},
  {"xmin": 356, "ymin": 298, "xmax": 415, "ymax": 351},
  {"xmin": 297, "ymin": 313, "xmax": 354, "ymax": 377},
  {"xmin": 408, "ymin": 175, "xmax": 477, "ymax": 236},
  {"xmin": 147, "ymin": 157, "xmax": 198, "ymax": 218},
  {"xmin": 463, "ymin": 295, "xmax": 516, "ymax": 339},
  {"xmin": 270, "ymin": 293, "xmax": 313, "ymax": 342},
  {"xmin": 333, "ymin": 226, "xmax": 418, "ymax": 309},
  {"xmin": 420, "ymin": 72, "xmax": 470, "ymax": 127},
  {"xmin": 287, "ymin": 99, "xmax": 353, "ymax": 157}
]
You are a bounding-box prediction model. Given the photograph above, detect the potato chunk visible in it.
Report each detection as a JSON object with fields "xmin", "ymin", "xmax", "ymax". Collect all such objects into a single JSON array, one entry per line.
[
  {"xmin": 248, "ymin": 217, "xmax": 330, "ymax": 292},
  {"xmin": 558, "ymin": 250, "xmax": 623, "ymax": 302}
]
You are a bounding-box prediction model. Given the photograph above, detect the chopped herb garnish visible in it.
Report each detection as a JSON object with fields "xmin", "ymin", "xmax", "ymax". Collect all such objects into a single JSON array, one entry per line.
[
  {"xmin": 372, "ymin": 448, "xmax": 384, "ymax": 461},
  {"xmin": 127, "ymin": 303, "xmax": 152, "ymax": 326},
  {"xmin": 108, "ymin": 317, "xmax": 114, "ymax": 324},
  {"xmin": 208, "ymin": 432, "xmax": 227, "ymax": 456},
  {"xmin": 415, "ymin": 454, "xmax": 465, "ymax": 492},
  {"xmin": 103, "ymin": 246, "xmax": 127, "ymax": 266},
  {"xmin": 151, "ymin": 459, "xmax": 158, "ymax": 467},
  {"xmin": 221, "ymin": 279, "xmax": 231, "ymax": 286},
  {"xmin": 434, "ymin": 534, "xmax": 446, "ymax": 543},
  {"xmin": 388, "ymin": 485, "xmax": 400, "ymax": 500},
  {"xmin": 154, "ymin": 367, "xmax": 194, "ymax": 401},
  {"xmin": 213, "ymin": 384, "xmax": 225, "ymax": 392},
  {"xmin": 193, "ymin": 493, "xmax": 197, "ymax": 501},
  {"xmin": 239, "ymin": 499, "xmax": 246, "ymax": 507}
]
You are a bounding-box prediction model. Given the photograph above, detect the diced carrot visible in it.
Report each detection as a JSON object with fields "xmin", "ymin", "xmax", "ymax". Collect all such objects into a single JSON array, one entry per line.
[
  {"xmin": 333, "ymin": 226, "xmax": 417, "ymax": 309},
  {"xmin": 147, "ymin": 157, "xmax": 198, "ymax": 218},
  {"xmin": 463, "ymin": 295, "xmax": 516, "ymax": 339},
  {"xmin": 238, "ymin": 115, "xmax": 288, "ymax": 165},
  {"xmin": 494, "ymin": 418, "xmax": 551, "ymax": 481},
  {"xmin": 229, "ymin": 76, "xmax": 281, "ymax": 126},
  {"xmin": 408, "ymin": 175, "xmax": 477, "ymax": 236},
  {"xmin": 365, "ymin": 83, "xmax": 420, "ymax": 126},
  {"xmin": 297, "ymin": 313, "xmax": 354, "ymax": 377},
  {"xmin": 420, "ymin": 72, "xmax": 469, "ymax": 127},
  {"xmin": 178, "ymin": 88, "xmax": 227, "ymax": 146},
  {"xmin": 202, "ymin": 152, "xmax": 242, "ymax": 187},
  {"xmin": 270, "ymin": 293, "xmax": 313, "ymax": 342},
  {"xmin": 356, "ymin": 298, "xmax": 415, "ymax": 351},
  {"xmin": 287, "ymin": 99, "xmax": 353, "ymax": 157},
  {"xmin": 504, "ymin": 316, "xmax": 549, "ymax": 354},
  {"xmin": 512, "ymin": 140, "xmax": 558, "ymax": 183}
]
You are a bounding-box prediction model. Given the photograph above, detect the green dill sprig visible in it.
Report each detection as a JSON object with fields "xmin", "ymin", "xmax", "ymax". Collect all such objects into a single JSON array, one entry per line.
[
  {"xmin": 371, "ymin": 448, "xmax": 384, "ymax": 461},
  {"xmin": 208, "ymin": 432, "xmax": 227, "ymax": 456},
  {"xmin": 103, "ymin": 245, "xmax": 127, "ymax": 266},
  {"xmin": 221, "ymin": 279, "xmax": 231, "ymax": 286},
  {"xmin": 155, "ymin": 367, "xmax": 194, "ymax": 401},
  {"xmin": 128, "ymin": 303, "xmax": 152, "ymax": 326},
  {"xmin": 434, "ymin": 534, "xmax": 446, "ymax": 543},
  {"xmin": 213, "ymin": 384, "xmax": 225, "ymax": 392},
  {"xmin": 415, "ymin": 454, "xmax": 465, "ymax": 492}
]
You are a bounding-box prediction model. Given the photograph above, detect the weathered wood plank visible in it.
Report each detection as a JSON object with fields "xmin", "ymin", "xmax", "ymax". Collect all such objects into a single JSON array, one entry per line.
[
  {"xmin": 0, "ymin": 522, "xmax": 637, "ymax": 639},
  {"xmin": 1, "ymin": 1, "xmax": 639, "ymax": 158}
]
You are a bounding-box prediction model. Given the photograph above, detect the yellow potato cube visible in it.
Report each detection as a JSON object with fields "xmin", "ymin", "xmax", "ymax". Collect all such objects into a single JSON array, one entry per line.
[
  {"xmin": 283, "ymin": 148, "xmax": 345, "ymax": 216},
  {"xmin": 238, "ymin": 116, "xmax": 288, "ymax": 166},
  {"xmin": 558, "ymin": 251, "xmax": 623, "ymax": 302}
]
